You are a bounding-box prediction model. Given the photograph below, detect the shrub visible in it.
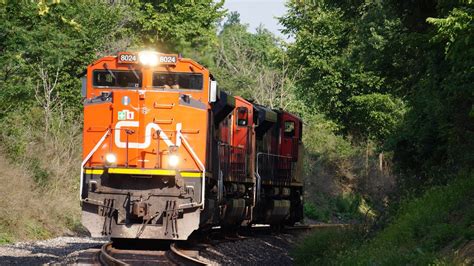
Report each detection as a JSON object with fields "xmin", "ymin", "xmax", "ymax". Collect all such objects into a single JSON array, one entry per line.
[
  {"xmin": 344, "ymin": 175, "xmax": 474, "ymax": 264},
  {"xmin": 304, "ymin": 202, "xmax": 331, "ymax": 221},
  {"xmin": 293, "ymin": 227, "xmax": 364, "ymax": 265},
  {"xmin": 0, "ymin": 225, "xmax": 13, "ymax": 244},
  {"xmin": 334, "ymin": 194, "xmax": 361, "ymax": 214},
  {"xmin": 295, "ymin": 174, "xmax": 474, "ymax": 265}
]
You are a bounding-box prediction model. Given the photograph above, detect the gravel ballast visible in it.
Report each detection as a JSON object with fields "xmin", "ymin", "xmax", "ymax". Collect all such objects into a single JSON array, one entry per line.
[
  {"xmin": 0, "ymin": 232, "xmax": 301, "ymax": 265},
  {"xmin": 200, "ymin": 233, "xmax": 299, "ymax": 265},
  {"xmin": 0, "ymin": 237, "xmax": 106, "ymax": 265}
]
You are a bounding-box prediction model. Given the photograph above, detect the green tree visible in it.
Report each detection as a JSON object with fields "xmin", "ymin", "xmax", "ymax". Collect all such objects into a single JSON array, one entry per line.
[
  {"xmin": 212, "ymin": 12, "xmax": 302, "ymax": 111},
  {"xmin": 394, "ymin": 5, "xmax": 474, "ymax": 182},
  {"xmin": 280, "ymin": 1, "xmax": 406, "ymax": 144},
  {"xmin": 136, "ymin": 0, "xmax": 225, "ymax": 65},
  {"xmin": 0, "ymin": 0, "xmax": 227, "ymax": 114},
  {"xmin": 0, "ymin": 1, "xmax": 137, "ymax": 114},
  {"xmin": 280, "ymin": 0, "xmax": 473, "ymax": 185}
]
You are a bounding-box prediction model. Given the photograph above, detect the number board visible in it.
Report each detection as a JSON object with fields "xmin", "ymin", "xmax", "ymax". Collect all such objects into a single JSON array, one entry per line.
[
  {"xmin": 117, "ymin": 52, "xmax": 138, "ymax": 64},
  {"xmin": 117, "ymin": 52, "xmax": 178, "ymax": 65},
  {"xmin": 158, "ymin": 54, "xmax": 178, "ymax": 65}
]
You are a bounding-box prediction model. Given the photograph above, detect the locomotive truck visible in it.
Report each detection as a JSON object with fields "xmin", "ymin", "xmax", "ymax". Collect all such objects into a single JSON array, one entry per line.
[{"xmin": 80, "ymin": 51, "xmax": 304, "ymax": 240}]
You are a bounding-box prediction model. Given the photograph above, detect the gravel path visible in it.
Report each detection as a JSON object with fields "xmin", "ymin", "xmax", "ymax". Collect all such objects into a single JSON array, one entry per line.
[{"xmin": 0, "ymin": 237, "xmax": 106, "ymax": 265}]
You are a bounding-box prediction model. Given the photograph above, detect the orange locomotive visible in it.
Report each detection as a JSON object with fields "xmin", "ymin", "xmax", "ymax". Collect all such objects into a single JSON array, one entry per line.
[{"xmin": 80, "ymin": 51, "xmax": 303, "ymax": 240}]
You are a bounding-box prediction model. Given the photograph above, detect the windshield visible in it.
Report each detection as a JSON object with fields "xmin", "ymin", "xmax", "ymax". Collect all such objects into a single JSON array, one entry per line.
[
  {"xmin": 93, "ymin": 70, "xmax": 141, "ymax": 88},
  {"xmin": 152, "ymin": 72, "xmax": 203, "ymax": 90}
]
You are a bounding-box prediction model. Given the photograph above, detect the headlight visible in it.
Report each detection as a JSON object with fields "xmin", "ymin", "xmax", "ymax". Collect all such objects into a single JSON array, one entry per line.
[
  {"xmin": 105, "ymin": 153, "xmax": 117, "ymax": 165},
  {"xmin": 138, "ymin": 51, "xmax": 158, "ymax": 66},
  {"xmin": 168, "ymin": 154, "xmax": 179, "ymax": 168}
]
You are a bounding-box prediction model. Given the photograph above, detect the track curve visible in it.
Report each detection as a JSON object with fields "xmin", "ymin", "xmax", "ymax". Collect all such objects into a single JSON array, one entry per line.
[
  {"xmin": 100, "ymin": 242, "xmax": 126, "ymax": 266},
  {"xmin": 169, "ymin": 242, "xmax": 208, "ymax": 265},
  {"xmin": 99, "ymin": 241, "xmax": 209, "ymax": 265}
]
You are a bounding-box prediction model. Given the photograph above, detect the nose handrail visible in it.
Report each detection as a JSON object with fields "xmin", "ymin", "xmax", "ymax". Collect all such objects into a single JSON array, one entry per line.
[
  {"xmin": 178, "ymin": 133, "xmax": 206, "ymax": 210},
  {"xmin": 80, "ymin": 128, "xmax": 111, "ymax": 200}
]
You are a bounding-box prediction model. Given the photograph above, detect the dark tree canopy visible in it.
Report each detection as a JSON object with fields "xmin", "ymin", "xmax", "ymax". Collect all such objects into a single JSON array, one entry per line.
[{"xmin": 280, "ymin": 0, "xmax": 473, "ymax": 184}]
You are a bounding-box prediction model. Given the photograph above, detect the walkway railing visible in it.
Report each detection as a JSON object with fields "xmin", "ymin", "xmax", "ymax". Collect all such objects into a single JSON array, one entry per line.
[
  {"xmin": 256, "ymin": 152, "xmax": 293, "ymax": 185},
  {"xmin": 218, "ymin": 142, "xmax": 247, "ymax": 181}
]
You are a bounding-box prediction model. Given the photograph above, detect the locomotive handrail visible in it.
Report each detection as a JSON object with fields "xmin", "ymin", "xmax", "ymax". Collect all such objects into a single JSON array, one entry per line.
[
  {"xmin": 250, "ymin": 171, "xmax": 262, "ymax": 224},
  {"xmin": 256, "ymin": 152, "xmax": 292, "ymax": 174},
  {"xmin": 256, "ymin": 152, "xmax": 293, "ymax": 185},
  {"xmin": 256, "ymin": 152, "xmax": 293, "ymax": 160},
  {"xmin": 80, "ymin": 128, "xmax": 111, "ymax": 200},
  {"xmin": 255, "ymin": 171, "xmax": 262, "ymax": 202},
  {"xmin": 218, "ymin": 142, "xmax": 248, "ymax": 181},
  {"xmin": 179, "ymin": 133, "xmax": 206, "ymax": 210}
]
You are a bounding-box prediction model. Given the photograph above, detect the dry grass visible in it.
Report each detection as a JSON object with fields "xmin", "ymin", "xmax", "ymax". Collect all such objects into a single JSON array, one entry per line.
[
  {"xmin": 0, "ymin": 150, "xmax": 81, "ymax": 243},
  {"xmin": 0, "ymin": 108, "xmax": 82, "ymax": 243},
  {"xmin": 304, "ymin": 150, "xmax": 397, "ymax": 222},
  {"xmin": 0, "ymin": 153, "xmax": 52, "ymax": 241}
]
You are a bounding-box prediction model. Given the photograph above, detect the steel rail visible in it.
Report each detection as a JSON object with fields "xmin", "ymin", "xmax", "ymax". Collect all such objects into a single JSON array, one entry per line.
[
  {"xmin": 169, "ymin": 243, "xmax": 208, "ymax": 266},
  {"xmin": 99, "ymin": 242, "xmax": 127, "ymax": 266},
  {"xmin": 98, "ymin": 241, "xmax": 208, "ymax": 266},
  {"xmin": 93, "ymin": 225, "xmax": 350, "ymax": 265}
]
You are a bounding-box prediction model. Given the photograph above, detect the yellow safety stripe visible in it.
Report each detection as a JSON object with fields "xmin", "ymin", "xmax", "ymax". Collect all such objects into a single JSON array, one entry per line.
[
  {"xmin": 180, "ymin": 172, "xmax": 202, "ymax": 178},
  {"xmin": 84, "ymin": 169, "xmax": 104, "ymax": 175},
  {"xmin": 84, "ymin": 168, "xmax": 201, "ymax": 178},
  {"xmin": 108, "ymin": 168, "xmax": 175, "ymax": 176}
]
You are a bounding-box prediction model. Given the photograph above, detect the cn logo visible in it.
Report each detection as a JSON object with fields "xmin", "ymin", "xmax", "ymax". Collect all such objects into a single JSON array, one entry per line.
[
  {"xmin": 118, "ymin": 110, "xmax": 134, "ymax": 121},
  {"xmin": 114, "ymin": 121, "xmax": 182, "ymax": 149}
]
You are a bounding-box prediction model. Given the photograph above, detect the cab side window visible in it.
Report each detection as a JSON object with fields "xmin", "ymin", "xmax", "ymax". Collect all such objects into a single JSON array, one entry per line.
[
  {"xmin": 284, "ymin": 121, "xmax": 295, "ymax": 137},
  {"xmin": 93, "ymin": 70, "xmax": 141, "ymax": 88},
  {"xmin": 236, "ymin": 107, "xmax": 248, "ymax": 126},
  {"xmin": 152, "ymin": 72, "xmax": 203, "ymax": 90}
]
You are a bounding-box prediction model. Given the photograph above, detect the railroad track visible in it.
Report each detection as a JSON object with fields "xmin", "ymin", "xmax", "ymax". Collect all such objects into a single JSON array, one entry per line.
[
  {"xmin": 286, "ymin": 223, "xmax": 352, "ymax": 230},
  {"xmin": 236, "ymin": 223, "xmax": 351, "ymax": 234},
  {"xmin": 92, "ymin": 224, "xmax": 348, "ymax": 265},
  {"xmin": 99, "ymin": 241, "xmax": 208, "ymax": 265}
]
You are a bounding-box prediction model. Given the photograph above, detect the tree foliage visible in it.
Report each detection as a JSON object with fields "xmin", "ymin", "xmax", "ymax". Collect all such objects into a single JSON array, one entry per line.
[
  {"xmin": 212, "ymin": 12, "xmax": 303, "ymax": 112},
  {"xmin": 0, "ymin": 1, "xmax": 138, "ymax": 114},
  {"xmin": 137, "ymin": 0, "xmax": 225, "ymax": 65},
  {"xmin": 280, "ymin": 1, "xmax": 406, "ymax": 144},
  {"xmin": 280, "ymin": 0, "xmax": 473, "ymax": 184},
  {"xmin": 0, "ymin": 0, "xmax": 225, "ymax": 116}
]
